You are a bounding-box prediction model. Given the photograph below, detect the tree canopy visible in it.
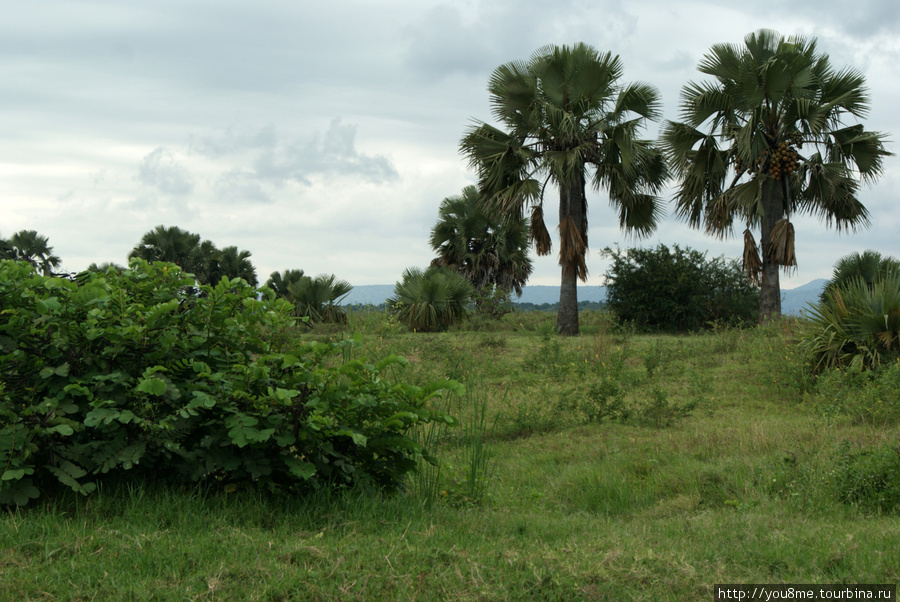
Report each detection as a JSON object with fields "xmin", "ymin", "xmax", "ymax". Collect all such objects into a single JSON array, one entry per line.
[
  {"xmin": 662, "ymin": 29, "xmax": 891, "ymax": 322},
  {"xmin": 461, "ymin": 43, "xmax": 667, "ymax": 334}
]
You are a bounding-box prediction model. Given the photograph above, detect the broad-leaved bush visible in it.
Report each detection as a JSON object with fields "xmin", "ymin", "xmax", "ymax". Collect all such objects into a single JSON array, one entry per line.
[{"xmin": 0, "ymin": 259, "xmax": 457, "ymax": 506}]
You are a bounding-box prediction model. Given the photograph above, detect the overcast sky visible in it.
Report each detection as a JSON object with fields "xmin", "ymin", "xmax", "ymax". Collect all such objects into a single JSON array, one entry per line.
[{"xmin": 3, "ymin": 0, "xmax": 898, "ymax": 289}]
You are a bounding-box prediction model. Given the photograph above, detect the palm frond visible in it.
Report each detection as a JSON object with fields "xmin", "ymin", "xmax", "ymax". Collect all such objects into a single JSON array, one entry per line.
[
  {"xmin": 558, "ymin": 216, "xmax": 588, "ymax": 281},
  {"xmin": 742, "ymin": 229, "xmax": 762, "ymax": 285},
  {"xmin": 765, "ymin": 218, "xmax": 797, "ymax": 271},
  {"xmin": 530, "ymin": 204, "xmax": 552, "ymax": 256}
]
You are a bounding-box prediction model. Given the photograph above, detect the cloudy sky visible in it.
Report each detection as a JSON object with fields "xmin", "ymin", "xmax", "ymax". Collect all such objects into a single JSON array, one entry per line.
[{"xmin": 3, "ymin": 0, "xmax": 898, "ymax": 289}]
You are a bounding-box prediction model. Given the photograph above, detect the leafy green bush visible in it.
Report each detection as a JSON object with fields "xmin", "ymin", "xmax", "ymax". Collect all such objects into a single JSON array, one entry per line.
[
  {"xmin": 388, "ymin": 267, "xmax": 473, "ymax": 332},
  {"xmin": 0, "ymin": 259, "xmax": 458, "ymax": 506},
  {"xmin": 603, "ymin": 244, "xmax": 759, "ymax": 331}
]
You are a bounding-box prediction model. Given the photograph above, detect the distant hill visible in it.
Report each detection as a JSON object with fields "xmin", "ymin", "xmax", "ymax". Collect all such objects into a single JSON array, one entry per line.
[
  {"xmin": 781, "ymin": 278, "xmax": 827, "ymax": 316},
  {"xmin": 339, "ymin": 284, "xmax": 607, "ymax": 307},
  {"xmin": 339, "ymin": 285, "xmax": 394, "ymax": 306},
  {"xmin": 340, "ymin": 280, "xmax": 827, "ymax": 315}
]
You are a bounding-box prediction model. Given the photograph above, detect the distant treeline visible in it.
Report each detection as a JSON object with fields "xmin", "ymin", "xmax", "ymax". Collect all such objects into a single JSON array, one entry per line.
[{"xmin": 345, "ymin": 301, "xmax": 606, "ymax": 313}]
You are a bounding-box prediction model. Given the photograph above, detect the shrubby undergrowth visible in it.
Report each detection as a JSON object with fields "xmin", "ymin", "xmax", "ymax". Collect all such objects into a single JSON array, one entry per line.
[
  {"xmin": 603, "ymin": 244, "xmax": 759, "ymax": 331},
  {"xmin": 0, "ymin": 259, "xmax": 457, "ymax": 506}
]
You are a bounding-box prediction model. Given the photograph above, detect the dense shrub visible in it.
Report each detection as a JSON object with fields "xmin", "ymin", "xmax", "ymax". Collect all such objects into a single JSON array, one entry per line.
[
  {"xmin": 388, "ymin": 267, "xmax": 473, "ymax": 332},
  {"xmin": 0, "ymin": 259, "xmax": 457, "ymax": 506},
  {"xmin": 602, "ymin": 244, "xmax": 759, "ymax": 331}
]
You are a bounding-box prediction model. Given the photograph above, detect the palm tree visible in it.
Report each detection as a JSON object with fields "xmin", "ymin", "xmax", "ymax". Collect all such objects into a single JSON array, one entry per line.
[
  {"xmin": 0, "ymin": 235, "xmax": 13, "ymax": 261},
  {"xmin": 802, "ymin": 273, "xmax": 900, "ymax": 372},
  {"xmin": 661, "ymin": 29, "xmax": 891, "ymax": 322},
  {"xmin": 129, "ymin": 225, "xmax": 202, "ymax": 272},
  {"xmin": 129, "ymin": 225, "xmax": 255, "ymax": 286},
  {"xmin": 266, "ymin": 269, "xmax": 307, "ymax": 299},
  {"xmin": 5, "ymin": 230, "xmax": 62, "ymax": 275},
  {"xmin": 429, "ymin": 185, "xmax": 533, "ymax": 304},
  {"xmin": 207, "ymin": 246, "xmax": 257, "ymax": 286},
  {"xmin": 461, "ymin": 43, "xmax": 667, "ymax": 335},
  {"xmin": 821, "ymin": 250, "xmax": 900, "ymax": 301}
]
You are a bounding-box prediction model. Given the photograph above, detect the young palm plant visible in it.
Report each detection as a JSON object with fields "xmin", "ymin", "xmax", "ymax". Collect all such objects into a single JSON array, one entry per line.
[
  {"xmin": 662, "ymin": 29, "xmax": 891, "ymax": 321},
  {"xmin": 802, "ymin": 274, "xmax": 900, "ymax": 372},
  {"xmin": 820, "ymin": 250, "xmax": 900, "ymax": 302},
  {"xmin": 265, "ymin": 269, "xmax": 307, "ymax": 299},
  {"xmin": 389, "ymin": 267, "xmax": 474, "ymax": 332},
  {"xmin": 461, "ymin": 43, "xmax": 667, "ymax": 335},
  {"xmin": 286, "ymin": 274, "xmax": 353, "ymax": 324}
]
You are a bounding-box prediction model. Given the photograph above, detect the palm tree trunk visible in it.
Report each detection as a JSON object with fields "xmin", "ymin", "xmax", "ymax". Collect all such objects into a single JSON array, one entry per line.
[
  {"xmin": 759, "ymin": 179, "xmax": 784, "ymax": 322},
  {"xmin": 556, "ymin": 177, "xmax": 587, "ymax": 335}
]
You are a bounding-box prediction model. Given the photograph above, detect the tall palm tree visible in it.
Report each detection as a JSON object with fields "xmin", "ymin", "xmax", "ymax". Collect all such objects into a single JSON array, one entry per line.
[
  {"xmin": 129, "ymin": 225, "xmax": 253, "ymax": 286},
  {"xmin": 662, "ymin": 30, "xmax": 891, "ymax": 322},
  {"xmin": 5, "ymin": 230, "xmax": 62, "ymax": 275},
  {"xmin": 429, "ymin": 185, "xmax": 533, "ymax": 299},
  {"xmin": 461, "ymin": 43, "xmax": 667, "ymax": 335},
  {"xmin": 208, "ymin": 246, "xmax": 258, "ymax": 286},
  {"xmin": 129, "ymin": 225, "xmax": 203, "ymax": 271},
  {"xmin": 0, "ymin": 235, "xmax": 13, "ymax": 261}
]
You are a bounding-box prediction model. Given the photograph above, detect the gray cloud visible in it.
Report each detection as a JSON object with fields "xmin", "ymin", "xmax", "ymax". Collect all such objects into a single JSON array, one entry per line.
[
  {"xmin": 138, "ymin": 147, "xmax": 193, "ymax": 195},
  {"xmin": 213, "ymin": 169, "xmax": 272, "ymax": 205},
  {"xmin": 213, "ymin": 119, "xmax": 401, "ymax": 186},
  {"xmin": 192, "ymin": 124, "xmax": 277, "ymax": 158},
  {"xmin": 2, "ymin": 1, "xmax": 898, "ymax": 288}
]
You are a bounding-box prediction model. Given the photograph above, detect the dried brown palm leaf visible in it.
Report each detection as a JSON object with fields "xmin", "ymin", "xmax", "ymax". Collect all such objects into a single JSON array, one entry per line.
[
  {"xmin": 558, "ymin": 216, "xmax": 588, "ymax": 281},
  {"xmin": 530, "ymin": 205, "xmax": 552, "ymax": 256},
  {"xmin": 742, "ymin": 229, "xmax": 762, "ymax": 286},
  {"xmin": 705, "ymin": 194, "xmax": 732, "ymax": 237},
  {"xmin": 766, "ymin": 219, "xmax": 797, "ymax": 271}
]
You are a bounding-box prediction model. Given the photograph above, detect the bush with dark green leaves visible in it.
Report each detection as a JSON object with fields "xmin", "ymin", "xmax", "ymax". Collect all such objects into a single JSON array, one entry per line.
[
  {"xmin": 603, "ymin": 244, "xmax": 759, "ymax": 331},
  {"xmin": 0, "ymin": 259, "xmax": 458, "ymax": 506}
]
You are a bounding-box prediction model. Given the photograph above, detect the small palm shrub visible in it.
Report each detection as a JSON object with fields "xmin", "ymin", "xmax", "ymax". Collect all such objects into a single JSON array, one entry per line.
[
  {"xmin": 821, "ymin": 250, "xmax": 900, "ymax": 302},
  {"xmin": 286, "ymin": 274, "xmax": 353, "ymax": 324},
  {"xmin": 389, "ymin": 267, "xmax": 473, "ymax": 332},
  {"xmin": 265, "ymin": 271, "xmax": 352, "ymax": 324},
  {"xmin": 801, "ymin": 274, "xmax": 900, "ymax": 372}
]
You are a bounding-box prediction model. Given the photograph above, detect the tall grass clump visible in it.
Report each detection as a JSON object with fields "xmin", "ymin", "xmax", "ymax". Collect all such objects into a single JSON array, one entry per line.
[{"xmin": 410, "ymin": 380, "xmax": 495, "ymax": 508}]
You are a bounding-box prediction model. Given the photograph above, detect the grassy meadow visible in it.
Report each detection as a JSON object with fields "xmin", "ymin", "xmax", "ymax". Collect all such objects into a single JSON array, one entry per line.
[{"xmin": 2, "ymin": 309, "xmax": 899, "ymax": 600}]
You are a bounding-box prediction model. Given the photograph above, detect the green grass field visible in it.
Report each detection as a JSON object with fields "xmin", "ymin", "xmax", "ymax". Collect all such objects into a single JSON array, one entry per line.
[{"xmin": 3, "ymin": 310, "xmax": 898, "ymax": 600}]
